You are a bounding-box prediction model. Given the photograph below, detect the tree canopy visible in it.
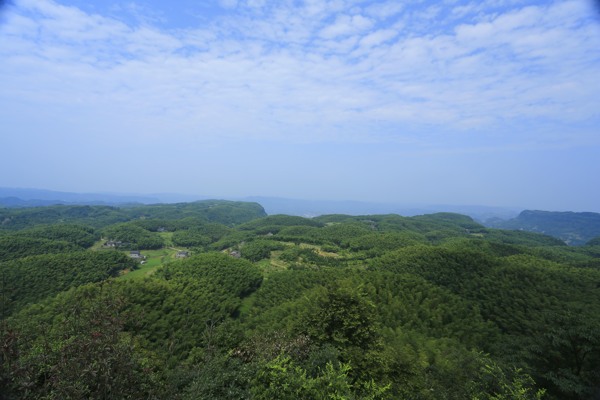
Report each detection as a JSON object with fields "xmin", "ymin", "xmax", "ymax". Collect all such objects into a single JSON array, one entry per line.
[{"xmin": 2, "ymin": 203, "xmax": 599, "ymax": 399}]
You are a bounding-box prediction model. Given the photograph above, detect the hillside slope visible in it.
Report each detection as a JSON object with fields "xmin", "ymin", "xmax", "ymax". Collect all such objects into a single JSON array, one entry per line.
[{"xmin": 486, "ymin": 210, "xmax": 600, "ymax": 245}]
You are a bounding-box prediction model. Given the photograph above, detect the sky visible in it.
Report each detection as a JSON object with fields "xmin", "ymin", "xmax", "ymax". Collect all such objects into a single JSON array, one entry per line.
[{"xmin": 1, "ymin": 0, "xmax": 599, "ymax": 211}]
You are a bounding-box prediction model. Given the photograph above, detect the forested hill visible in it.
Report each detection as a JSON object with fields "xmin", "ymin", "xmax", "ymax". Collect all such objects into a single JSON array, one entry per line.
[
  {"xmin": 0, "ymin": 200, "xmax": 267, "ymax": 230},
  {"xmin": 2, "ymin": 204, "xmax": 600, "ymax": 399},
  {"xmin": 486, "ymin": 210, "xmax": 600, "ymax": 245}
]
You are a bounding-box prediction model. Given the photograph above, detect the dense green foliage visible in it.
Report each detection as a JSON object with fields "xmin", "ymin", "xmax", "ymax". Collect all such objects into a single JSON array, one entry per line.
[
  {"xmin": 171, "ymin": 223, "xmax": 232, "ymax": 248},
  {"xmin": 1, "ymin": 283, "xmax": 161, "ymax": 399},
  {"xmin": 0, "ymin": 236, "xmax": 80, "ymax": 262},
  {"xmin": 102, "ymin": 222, "xmax": 165, "ymax": 249},
  {"xmin": 1, "ymin": 204, "xmax": 599, "ymax": 399},
  {"xmin": 0, "ymin": 205, "xmax": 129, "ymax": 230},
  {"xmin": 123, "ymin": 200, "xmax": 267, "ymax": 226},
  {"xmin": 1, "ymin": 252, "xmax": 136, "ymax": 318},
  {"xmin": 7, "ymin": 224, "xmax": 99, "ymax": 248},
  {"xmin": 240, "ymin": 239, "xmax": 286, "ymax": 262}
]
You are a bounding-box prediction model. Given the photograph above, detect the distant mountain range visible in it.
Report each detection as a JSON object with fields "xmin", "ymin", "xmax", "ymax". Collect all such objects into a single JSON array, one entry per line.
[
  {"xmin": 0, "ymin": 188, "xmax": 520, "ymax": 221},
  {"xmin": 2, "ymin": 188, "xmax": 599, "ymax": 245},
  {"xmin": 0, "ymin": 188, "xmax": 162, "ymax": 206},
  {"xmin": 486, "ymin": 210, "xmax": 600, "ymax": 246},
  {"xmin": 241, "ymin": 196, "xmax": 522, "ymax": 222}
]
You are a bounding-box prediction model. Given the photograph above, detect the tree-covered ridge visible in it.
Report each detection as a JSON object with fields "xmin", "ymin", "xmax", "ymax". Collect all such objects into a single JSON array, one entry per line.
[
  {"xmin": 158, "ymin": 253, "xmax": 262, "ymax": 299},
  {"xmin": 0, "ymin": 236, "xmax": 81, "ymax": 262},
  {"xmin": 121, "ymin": 200, "xmax": 267, "ymax": 226},
  {"xmin": 9, "ymin": 224, "xmax": 98, "ymax": 246},
  {"xmin": 1, "ymin": 203, "xmax": 599, "ymax": 399},
  {"xmin": 1, "ymin": 251, "xmax": 136, "ymax": 317},
  {"xmin": 487, "ymin": 210, "xmax": 600, "ymax": 245},
  {"xmin": 0, "ymin": 200, "xmax": 266, "ymax": 231},
  {"xmin": 0, "ymin": 205, "xmax": 129, "ymax": 230},
  {"xmin": 102, "ymin": 222, "xmax": 165, "ymax": 250}
]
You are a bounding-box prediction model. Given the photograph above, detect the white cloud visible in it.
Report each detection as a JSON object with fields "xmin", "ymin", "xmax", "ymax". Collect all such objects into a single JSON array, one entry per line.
[
  {"xmin": 364, "ymin": 1, "xmax": 405, "ymax": 19},
  {"xmin": 0, "ymin": 0, "xmax": 599, "ymax": 148},
  {"xmin": 319, "ymin": 14, "xmax": 374, "ymax": 39},
  {"xmin": 358, "ymin": 28, "xmax": 397, "ymax": 48}
]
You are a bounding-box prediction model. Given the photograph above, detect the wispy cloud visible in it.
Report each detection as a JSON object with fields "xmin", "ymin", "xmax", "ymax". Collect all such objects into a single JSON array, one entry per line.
[{"xmin": 1, "ymin": 0, "xmax": 599, "ymax": 149}]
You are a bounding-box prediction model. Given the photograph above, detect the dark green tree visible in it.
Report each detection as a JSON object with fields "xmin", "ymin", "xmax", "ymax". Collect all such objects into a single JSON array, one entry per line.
[{"xmin": 1, "ymin": 282, "xmax": 161, "ymax": 399}]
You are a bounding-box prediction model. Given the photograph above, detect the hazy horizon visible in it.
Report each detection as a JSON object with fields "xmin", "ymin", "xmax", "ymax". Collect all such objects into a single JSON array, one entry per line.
[
  {"xmin": 0, "ymin": 185, "xmax": 595, "ymax": 215},
  {"xmin": 1, "ymin": 0, "xmax": 599, "ymax": 212}
]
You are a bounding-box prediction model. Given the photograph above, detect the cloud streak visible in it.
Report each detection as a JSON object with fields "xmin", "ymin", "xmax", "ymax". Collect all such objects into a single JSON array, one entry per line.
[{"xmin": 1, "ymin": 0, "xmax": 599, "ymax": 150}]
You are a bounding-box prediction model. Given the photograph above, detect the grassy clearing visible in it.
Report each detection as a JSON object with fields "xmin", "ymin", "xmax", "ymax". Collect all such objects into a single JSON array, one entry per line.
[
  {"xmin": 255, "ymin": 255, "xmax": 288, "ymax": 276},
  {"xmin": 119, "ymin": 248, "xmax": 178, "ymax": 280},
  {"xmin": 297, "ymin": 243, "xmax": 342, "ymax": 258},
  {"xmin": 90, "ymin": 239, "xmax": 108, "ymax": 251},
  {"xmin": 253, "ymin": 242, "xmax": 346, "ymax": 277}
]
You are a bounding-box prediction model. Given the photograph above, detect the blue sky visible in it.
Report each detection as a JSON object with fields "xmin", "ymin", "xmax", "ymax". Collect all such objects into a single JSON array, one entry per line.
[{"xmin": 1, "ymin": 0, "xmax": 599, "ymax": 211}]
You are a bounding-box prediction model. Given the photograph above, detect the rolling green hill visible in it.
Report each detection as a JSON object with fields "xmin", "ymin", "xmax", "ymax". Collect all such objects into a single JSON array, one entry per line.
[{"xmin": 2, "ymin": 202, "xmax": 599, "ymax": 399}]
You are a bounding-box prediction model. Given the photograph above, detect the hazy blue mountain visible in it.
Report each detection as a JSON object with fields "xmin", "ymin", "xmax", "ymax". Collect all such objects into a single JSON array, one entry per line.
[
  {"xmin": 1, "ymin": 188, "xmax": 522, "ymax": 223},
  {"xmin": 0, "ymin": 188, "xmax": 160, "ymax": 207},
  {"xmin": 147, "ymin": 193, "xmax": 212, "ymax": 203},
  {"xmin": 243, "ymin": 196, "xmax": 521, "ymax": 222},
  {"xmin": 1, "ymin": 189, "xmax": 521, "ymax": 221},
  {"xmin": 485, "ymin": 210, "xmax": 600, "ymax": 245},
  {"xmin": 0, "ymin": 197, "xmax": 64, "ymax": 207}
]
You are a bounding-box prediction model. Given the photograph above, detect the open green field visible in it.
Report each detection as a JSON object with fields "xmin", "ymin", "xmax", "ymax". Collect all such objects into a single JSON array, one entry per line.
[
  {"xmin": 91, "ymin": 237, "xmax": 190, "ymax": 280},
  {"xmin": 90, "ymin": 239, "xmax": 108, "ymax": 250},
  {"xmin": 119, "ymin": 248, "xmax": 178, "ymax": 280}
]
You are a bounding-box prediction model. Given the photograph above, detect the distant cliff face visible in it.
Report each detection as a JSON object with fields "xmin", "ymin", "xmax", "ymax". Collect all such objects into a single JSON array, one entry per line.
[{"xmin": 486, "ymin": 210, "xmax": 600, "ymax": 245}]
